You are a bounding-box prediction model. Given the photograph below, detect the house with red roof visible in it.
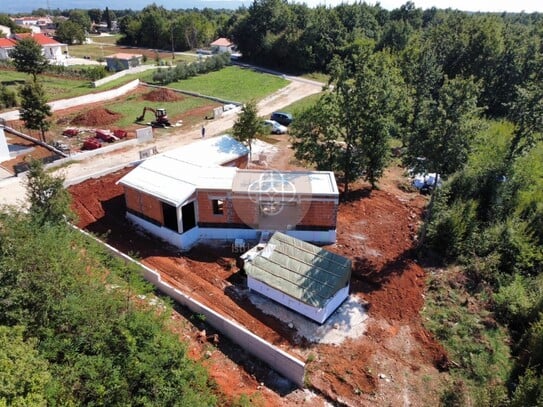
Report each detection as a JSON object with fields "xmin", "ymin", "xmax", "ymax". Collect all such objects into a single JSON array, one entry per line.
[
  {"xmin": 11, "ymin": 33, "xmax": 67, "ymax": 62},
  {"xmin": 210, "ymin": 38, "xmax": 234, "ymax": 54},
  {"xmin": 0, "ymin": 38, "xmax": 16, "ymax": 60}
]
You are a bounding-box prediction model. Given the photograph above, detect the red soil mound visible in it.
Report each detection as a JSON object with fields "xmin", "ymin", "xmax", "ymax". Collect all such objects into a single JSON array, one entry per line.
[
  {"xmin": 143, "ymin": 88, "xmax": 183, "ymax": 102},
  {"xmin": 71, "ymin": 108, "xmax": 121, "ymax": 126}
]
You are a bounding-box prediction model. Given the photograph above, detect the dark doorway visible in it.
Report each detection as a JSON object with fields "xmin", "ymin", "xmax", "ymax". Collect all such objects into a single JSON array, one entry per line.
[
  {"xmin": 181, "ymin": 201, "xmax": 196, "ymax": 232},
  {"xmin": 162, "ymin": 202, "xmax": 178, "ymax": 231}
]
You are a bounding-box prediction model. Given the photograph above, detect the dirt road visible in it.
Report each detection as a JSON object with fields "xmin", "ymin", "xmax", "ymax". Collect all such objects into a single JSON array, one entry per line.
[{"xmin": 0, "ymin": 79, "xmax": 322, "ymax": 207}]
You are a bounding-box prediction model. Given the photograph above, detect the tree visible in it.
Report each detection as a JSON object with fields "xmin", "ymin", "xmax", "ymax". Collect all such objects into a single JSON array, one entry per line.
[
  {"xmin": 19, "ymin": 81, "xmax": 52, "ymax": 143},
  {"xmin": 0, "ymin": 326, "xmax": 51, "ymax": 406},
  {"xmin": 405, "ymin": 76, "xmax": 482, "ymax": 185},
  {"xmin": 291, "ymin": 45, "xmax": 408, "ymax": 197},
  {"xmin": 88, "ymin": 8, "xmax": 102, "ymax": 24},
  {"xmin": 25, "ymin": 158, "xmax": 72, "ymax": 225},
  {"xmin": 69, "ymin": 9, "xmax": 92, "ymax": 33},
  {"xmin": 10, "ymin": 38, "xmax": 48, "ymax": 82},
  {"xmin": 232, "ymin": 100, "xmax": 262, "ymax": 159},
  {"xmin": 55, "ymin": 20, "xmax": 86, "ymax": 44},
  {"xmin": 104, "ymin": 7, "xmax": 113, "ymax": 30},
  {"xmin": 507, "ymin": 79, "xmax": 543, "ymax": 160}
]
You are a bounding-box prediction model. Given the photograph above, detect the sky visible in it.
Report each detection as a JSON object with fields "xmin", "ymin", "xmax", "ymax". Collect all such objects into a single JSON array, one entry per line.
[{"xmin": 2, "ymin": 0, "xmax": 542, "ymax": 14}]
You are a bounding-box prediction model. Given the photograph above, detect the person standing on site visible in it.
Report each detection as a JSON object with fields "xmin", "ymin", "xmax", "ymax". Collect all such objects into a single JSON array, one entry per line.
[{"xmin": 201, "ymin": 124, "xmax": 206, "ymax": 138}]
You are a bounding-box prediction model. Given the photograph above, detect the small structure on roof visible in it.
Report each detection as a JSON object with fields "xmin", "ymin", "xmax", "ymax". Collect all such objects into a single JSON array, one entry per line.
[
  {"xmin": 106, "ymin": 53, "xmax": 143, "ymax": 71},
  {"xmin": 117, "ymin": 135, "xmax": 339, "ymax": 251},
  {"xmin": 210, "ymin": 37, "xmax": 234, "ymax": 53},
  {"xmin": 242, "ymin": 232, "xmax": 351, "ymax": 324}
]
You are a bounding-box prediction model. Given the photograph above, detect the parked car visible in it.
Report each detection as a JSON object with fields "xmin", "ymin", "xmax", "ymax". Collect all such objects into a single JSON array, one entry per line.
[
  {"xmin": 270, "ymin": 111, "xmax": 293, "ymax": 126},
  {"xmin": 262, "ymin": 119, "xmax": 288, "ymax": 134}
]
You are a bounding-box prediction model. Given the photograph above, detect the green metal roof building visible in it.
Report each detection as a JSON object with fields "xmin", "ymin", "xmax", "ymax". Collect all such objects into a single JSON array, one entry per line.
[{"xmin": 242, "ymin": 232, "xmax": 351, "ymax": 324}]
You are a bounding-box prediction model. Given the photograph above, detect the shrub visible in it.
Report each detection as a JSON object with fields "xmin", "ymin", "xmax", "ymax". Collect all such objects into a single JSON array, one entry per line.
[{"xmin": 0, "ymin": 84, "xmax": 17, "ymax": 108}]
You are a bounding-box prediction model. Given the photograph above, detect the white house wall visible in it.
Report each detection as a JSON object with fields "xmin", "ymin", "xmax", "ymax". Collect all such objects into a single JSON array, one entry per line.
[
  {"xmin": 0, "ymin": 49, "xmax": 10, "ymax": 60},
  {"xmin": 127, "ymin": 212, "xmax": 200, "ymax": 250},
  {"xmin": 247, "ymin": 277, "xmax": 350, "ymax": 324}
]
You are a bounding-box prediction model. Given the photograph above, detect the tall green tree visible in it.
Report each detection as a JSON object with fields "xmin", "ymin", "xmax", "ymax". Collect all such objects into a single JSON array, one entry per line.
[
  {"xmin": 10, "ymin": 38, "xmax": 48, "ymax": 82},
  {"xmin": 19, "ymin": 82, "xmax": 51, "ymax": 143},
  {"xmin": 55, "ymin": 20, "xmax": 86, "ymax": 44},
  {"xmin": 25, "ymin": 159, "xmax": 72, "ymax": 225},
  {"xmin": 405, "ymin": 76, "xmax": 482, "ymax": 185},
  {"xmin": 291, "ymin": 44, "xmax": 408, "ymax": 197},
  {"xmin": 507, "ymin": 79, "xmax": 543, "ymax": 160},
  {"xmin": 232, "ymin": 100, "xmax": 261, "ymax": 159},
  {"xmin": 88, "ymin": 8, "xmax": 102, "ymax": 24},
  {"xmin": 69, "ymin": 9, "xmax": 92, "ymax": 33}
]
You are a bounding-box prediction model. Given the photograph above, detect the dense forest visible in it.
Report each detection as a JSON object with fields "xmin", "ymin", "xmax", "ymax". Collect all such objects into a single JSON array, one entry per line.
[{"xmin": 3, "ymin": 1, "xmax": 543, "ymax": 405}]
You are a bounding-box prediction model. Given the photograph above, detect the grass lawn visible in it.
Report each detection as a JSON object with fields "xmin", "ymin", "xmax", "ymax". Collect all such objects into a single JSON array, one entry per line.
[
  {"xmin": 167, "ymin": 66, "xmax": 289, "ymax": 103},
  {"xmin": 104, "ymin": 92, "xmax": 215, "ymax": 128},
  {"xmin": 88, "ymin": 34, "xmax": 123, "ymax": 45},
  {"xmin": 0, "ymin": 68, "xmax": 160, "ymax": 107},
  {"xmin": 0, "ymin": 70, "xmax": 94, "ymax": 101},
  {"xmin": 280, "ymin": 92, "xmax": 323, "ymax": 115},
  {"xmin": 68, "ymin": 42, "xmax": 196, "ymax": 65}
]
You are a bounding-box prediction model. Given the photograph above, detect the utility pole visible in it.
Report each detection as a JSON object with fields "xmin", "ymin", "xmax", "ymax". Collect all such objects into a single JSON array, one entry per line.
[{"xmin": 171, "ymin": 25, "xmax": 175, "ymax": 60}]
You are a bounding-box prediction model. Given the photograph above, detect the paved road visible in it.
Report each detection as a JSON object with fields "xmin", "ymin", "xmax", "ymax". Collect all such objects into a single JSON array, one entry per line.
[{"xmin": 0, "ymin": 78, "xmax": 323, "ymax": 208}]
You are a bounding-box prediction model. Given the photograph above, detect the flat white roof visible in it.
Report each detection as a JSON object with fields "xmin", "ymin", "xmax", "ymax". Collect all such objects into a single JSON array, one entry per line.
[
  {"xmin": 117, "ymin": 136, "xmax": 339, "ymax": 208},
  {"xmin": 232, "ymin": 170, "xmax": 338, "ymax": 196},
  {"xmin": 118, "ymin": 135, "xmax": 246, "ymax": 206},
  {"xmin": 165, "ymin": 134, "xmax": 249, "ymax": 167}
]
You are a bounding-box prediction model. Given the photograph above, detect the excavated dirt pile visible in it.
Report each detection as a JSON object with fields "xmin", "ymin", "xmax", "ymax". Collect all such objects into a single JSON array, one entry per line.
[
  {"xmin": 71, "ymin": 108, "xmax": 122, "ymax": 126},
  {"xmin": 143, "ymin": 88, "xmax": 183, "ymax": 102}
]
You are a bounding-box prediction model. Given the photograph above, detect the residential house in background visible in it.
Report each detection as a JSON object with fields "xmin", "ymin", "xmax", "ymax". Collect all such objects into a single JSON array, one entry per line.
[
  {"xmin": 106, "ymin": 53, "xmax": 143, "ymax": 71},
  {"xmin": 0, "ymin": 25, "xmax": 12, "ymax": 37},
  {"xmin": 210, "ymin": 38, "xmax": 234, "ymax": 54},
  {"xmin": 12, "ymin": 33, "xmax": 67, "ymax": 62},
  {"xmin": 0, "ymin": 38, "xmax": 16, "ymax": 60},
  {"xmin": 11, "ymin": 16, "xmax": 52, "ymax": 34}
]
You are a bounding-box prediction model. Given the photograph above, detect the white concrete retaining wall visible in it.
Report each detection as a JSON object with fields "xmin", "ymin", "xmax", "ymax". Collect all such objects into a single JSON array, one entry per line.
[
  {"xmin": 73, "ymin": 225, "xmax": 306, "ymax": 387},
  {"xmin": 92, "ymin": 65, "xmax": 157, "ymax": 87}
]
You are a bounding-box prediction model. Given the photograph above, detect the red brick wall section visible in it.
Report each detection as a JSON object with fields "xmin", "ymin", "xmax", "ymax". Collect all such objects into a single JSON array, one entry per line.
[
  {"xmin": 220, "ymin": 154, "xmax": 248, "ymax": 169},
  {"xmin": 300, "ymin": 200, "xmax": 337, "ymax": 228},
  {"xmin": 124, "ymin": 186, "xmax": 141, "ymax": 213},
  {"xmin": 123, "ymin": 186, "xmax": 164, "ymax": 225},
  {"xmin": 197, "ymin": 190, "xmax": 231, "ymax": 224}
]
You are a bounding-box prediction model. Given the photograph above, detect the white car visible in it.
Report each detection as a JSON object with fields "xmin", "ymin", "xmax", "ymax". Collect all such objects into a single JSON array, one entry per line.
[{"xmin": 262, "ymin": 119, "xmax": 288, "ymax": 134}]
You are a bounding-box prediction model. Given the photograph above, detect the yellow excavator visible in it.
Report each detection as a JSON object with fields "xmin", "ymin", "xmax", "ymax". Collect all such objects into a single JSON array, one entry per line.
[{"xmin": 136, "ymin": 107, "xmax": 172, "ymax": 128}]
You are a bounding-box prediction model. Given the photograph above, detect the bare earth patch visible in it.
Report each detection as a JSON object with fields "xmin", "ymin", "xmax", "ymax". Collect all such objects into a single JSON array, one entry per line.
[{"xmin": 67, "ymin": 138, "xmax": 450, "ymax": 406}]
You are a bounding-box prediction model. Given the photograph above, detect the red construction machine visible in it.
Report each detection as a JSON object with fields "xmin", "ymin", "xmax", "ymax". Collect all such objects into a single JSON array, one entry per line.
[{"xmin": 135, "ymin": 107, "xmax": 172, "ymax": 128}]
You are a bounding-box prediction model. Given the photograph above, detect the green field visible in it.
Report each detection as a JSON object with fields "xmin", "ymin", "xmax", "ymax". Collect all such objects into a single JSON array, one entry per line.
[
  {"xmin": 68, "ymin": 42, "xmax": 196, "ymax": 65},
  {"xmin": 0, "ymin": 68, "xmax": 159, "ymax": 107},
  {"xmin": 0, "ymin": 70, "xmax": 94, "ymax": 101},
  {"xmin": 168, "ymin": 66, "xmax": 289, "ymax": 103},
  {"xmin": 280, "ymin": 92, "xmax": 323, "ymax": 115},
  {"xmin": 103, "ymin": 91, "xmax": 216, "ymax": 128}
]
